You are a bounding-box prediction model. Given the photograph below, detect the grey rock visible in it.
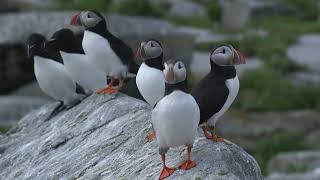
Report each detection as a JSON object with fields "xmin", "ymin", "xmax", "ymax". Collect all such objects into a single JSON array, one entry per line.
[
  {"xmin": 10, "ymin": 0, "xmax": 54, "ymax": 10},
  {"xmin": 268, "ymin": 151, "xmax": 320, "ymax": 174},
  {"xmin": 266, "ymin": 169, "xmax": 320, "ymax": 180},
  {"xmin": 11, "ymin": 81, "xmax": 52, "ymax": 99},
  {"xmin": 0, "ymin": 94, "xmax": 263, "ymax": 180},
  {"xmin": 168, "ymin": 0, "xmax": 206, "ymax": 17},
  {"xmin": 287, "ymin": 71, "xmax": 320, "ymax": 85},
  {"xmin": 222, "ymin": 0, "xmax": 251, "ymax": 30},
  {"xmin": 304, "ymin": 130, "xmax": 320, "ymax": 149},
  {"xmin": 287, "ymin": 34, "xmax": 320, "ymax": 73},
  {"xmin": 0, "ymin": 95, "xmax": 49, "ymax": 127},
  {"xmin": 216, "ymin": 110, "xmax": 320, "ymax": 150}
]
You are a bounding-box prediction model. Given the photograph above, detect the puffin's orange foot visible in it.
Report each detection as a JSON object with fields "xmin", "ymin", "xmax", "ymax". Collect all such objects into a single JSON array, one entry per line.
[
  {"xmin": 212, "ymin": 135, "xmax": 229, "ymax": 143},
  {"xmin": 95, "ymin": 87, "xmax": 119, "ymax": 94},
  {"xmin": 179, "ymin": 160, "xmax": 196, "ymax": 170},
  {"xmin": 159, "ymin": 166, "xmax": 175, "ymax": 180},
  {"xmin": 147, "ymin": 131, "xmax": 156, "ymax": 142}
]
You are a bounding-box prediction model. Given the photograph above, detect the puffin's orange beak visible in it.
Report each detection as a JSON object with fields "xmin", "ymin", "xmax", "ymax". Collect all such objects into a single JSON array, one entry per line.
[
  {"xmin": 135, "ymin": 47, "xmax": 142, "ymax": 64},
  {"xmin": 166, "ymin": 64, "xmax": 174, "ymax": 83},
  {"xmin": 236, "ymin": 50, "xmax": 246, "ymax": 64},
  {"xmin": 70, "ymin": 13, "xmax": 80, "ymax": 26}
]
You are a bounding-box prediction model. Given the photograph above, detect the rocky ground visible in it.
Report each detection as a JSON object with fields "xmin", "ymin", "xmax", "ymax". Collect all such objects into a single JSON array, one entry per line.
[{"xmin": 0, "ymin": 94, "xmax": 263, "ymax": 180}]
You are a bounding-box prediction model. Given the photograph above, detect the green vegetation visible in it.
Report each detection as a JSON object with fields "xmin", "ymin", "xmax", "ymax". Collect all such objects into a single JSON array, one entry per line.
[
  {"xmin": 236, "ymin": 68, "xmax": 320, "ymax": 112},
  {"xmin": 206, "ymin": 0, "xmax": 222, "ymax": 22},
  {"xmin": 166, "ymin": 15, "xmax": 213, "ymax": 29},
  {"xmin": 0, "ymin": 126, "xmax": 10, "ymax": 134},
  {"xmin": 253, "ymin": 132, "xmax": 306, "ymax": 175},
  {"xmin": 56, "ymin": 0, "xmax": 112, "ymax": 12},
  {"xmin": 283, "ymin": 0, "xmax": 318, "ymax": 20},
  {"xmin": 111, "ymin": 0, "xmax": 165, "ymax": 17}
]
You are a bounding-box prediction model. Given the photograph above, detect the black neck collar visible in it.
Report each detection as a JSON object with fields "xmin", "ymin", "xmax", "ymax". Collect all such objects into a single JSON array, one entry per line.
[
  {"xmin": 165, "ymin": 80, "xmax": 188, "ymax": 95},
  {"xmin": 144, "ymin": 54, "xmax": 163, "ymax": 71},
  {"xmin": 209, "ymin": 60, "xmax": 236, "ymax": 79}
]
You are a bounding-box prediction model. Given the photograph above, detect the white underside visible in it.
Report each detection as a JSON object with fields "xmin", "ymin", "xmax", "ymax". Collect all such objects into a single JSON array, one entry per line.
[
  {"xmin": 34, "ymin": 56, "xmax": 79, "ymax": 104},
  {"xmin": 136, "ymin": 63, "xmax": 165, "ymax": 107},
  {"xmin": 208, "ymin": 75, "xmax": 239, "ymax": 126},
  {"xmin": 82, "ymin": 31, "xmax": 127, "ymax": 77},
  {"xmin": 152, "ymin": 91, "xmax": 200, "ymax": 148},
  {"xmin": 60, "ymin": 51, "xmax": 107, "ymax": 93}
]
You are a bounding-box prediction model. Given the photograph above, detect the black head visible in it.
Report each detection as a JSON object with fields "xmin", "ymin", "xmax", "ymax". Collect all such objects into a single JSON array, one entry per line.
[
  {"xmin": 210, "ymin": 44, "xmax": 245, "ymax": 67},
  {"xmin": 135, "ymin": 39, "xmax": 163, "ymax": 70},
  {"xmin": 70, "ymin": 10, "xmax": 106, "ymax": 33},
  {"xmin": 26, "ymin": 33, "xmax": 47, "ymax": 59},
  {"xmin": 46, "ymin": 28, "xmax": 78, "ymax": 53}
]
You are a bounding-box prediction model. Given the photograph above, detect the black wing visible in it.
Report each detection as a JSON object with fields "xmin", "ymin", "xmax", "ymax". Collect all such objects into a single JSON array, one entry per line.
[{"xmin": 191, "ymin": 78, "xmax": 229, "ymax": 125}]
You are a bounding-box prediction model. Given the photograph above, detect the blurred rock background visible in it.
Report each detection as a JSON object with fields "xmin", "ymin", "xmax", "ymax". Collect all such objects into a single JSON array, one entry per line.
[{"xmin": 0, "ymin": 0, "xmax": 320, "ymax": 179}]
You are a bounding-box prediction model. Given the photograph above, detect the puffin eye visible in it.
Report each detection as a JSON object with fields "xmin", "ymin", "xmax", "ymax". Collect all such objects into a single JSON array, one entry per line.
[
  {"xmin": 150, "ymin": 42, "xmax": 154, "ymax": 47},
  {"xmin": 178, "ymin": 63, "xmax": 182, "ymax": 69},
  {"xmin": 87, "ymin": 13, "xmax": 91, "ymax": 18},
  {"xmin": 222, "ymin": 48, "xmax": 226, "ymax": 54}
]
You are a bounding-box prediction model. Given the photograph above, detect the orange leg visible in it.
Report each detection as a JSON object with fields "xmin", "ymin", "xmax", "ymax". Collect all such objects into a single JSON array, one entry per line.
[
  {"xmin": 95, "ymin": 78, "xmax": 120, "ymax": 94},
  {"xmin": 179, "ymin": 145, "xmax": 196, "ymax": 170},
  {"xmin": 147, "ymin": 131, "xmax": 156, "ymax": 142},
  {"xmin": 202, "ymin": 126, "xmax": 213, "ymax": 139},
  {"xmin": 207, "ymin": 126, "xmax": 226, "ymax": 143},
  {"xmin": 159, "ymin": 154, "xmax": 175, "ymax": 180}
]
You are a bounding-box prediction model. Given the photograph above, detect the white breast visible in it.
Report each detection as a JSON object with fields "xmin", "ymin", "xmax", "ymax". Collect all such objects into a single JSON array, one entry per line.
[
  {"xmin": 152, "ymin": 91, "xmax": 200, "ymax": 148},
  {"xmin": 82, "ymin": 31, "xmax": 125, "ymax": 76},
  {"xmin": 136, "ymin": 63, "xmax": 165, "ymax": 107},
  {"xmin": 208, "ymin": 75, "xmax": 240, "ymax": 126},
  {"xmin": 34, "ymin": 56, "xmax": 79, "ymax": 104},
  {"xmin": 60, "ymin": 51, "xmax": 107, "ymax": 93}
]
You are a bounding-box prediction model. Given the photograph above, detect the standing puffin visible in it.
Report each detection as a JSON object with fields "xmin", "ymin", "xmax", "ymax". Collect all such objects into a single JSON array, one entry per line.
[
  {"xmin": 191, "ymin": 45, "xmax": 245, "ymax": 142},
  {"xmin": 152, "ymin": 60, "xmax": 200, "ymax": 180},
  {"xmin": 26, "ymin": 33, "xmax": 83, "ymax": 118},
  {"xmin": 70, "ymin": 10, "xmax": 137, "ymax": 94},
  {"xmin": 46, "ymin": 29, "xmax": 107, "ymax": 94},
  {"xmin": 135, "ymin": 39, "xmax": 164, "ymax": 107}
]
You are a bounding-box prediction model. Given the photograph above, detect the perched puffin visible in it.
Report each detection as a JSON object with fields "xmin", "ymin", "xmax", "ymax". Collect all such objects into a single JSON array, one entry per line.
[
  {"xmin": 26, "ymin": 33, "xmax": 83, "ymax": 118},
  {"xmin": 46, "ymin": 29, "xmax": 107, "ymax": 94},
  {"xmin": 191, "ymin": 45, "xmax": 245, "ymax": 142},
  {"xmin": 152, "ymin": 60, "xmax": 200, "ymax": 180},
  {"xmin": 70, "ymin": 10, "xmax": 138, "ymax": 94},
  {"xmin": 135, "ymin": 39, "xmax": 164, "ymax": 107}
]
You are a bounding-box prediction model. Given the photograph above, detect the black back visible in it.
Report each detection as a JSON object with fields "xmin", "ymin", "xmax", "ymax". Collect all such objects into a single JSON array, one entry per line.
[
  {"xmin": 191, "ymin": 61, "xmax": 236, "ymax": 125},
  {"xmin": 51, "ymin": 28, "xmax": 84, "ymax": 54},
  {"xmin": 86, "ymin": 11, "xmax": 137, "ymax": 74}
]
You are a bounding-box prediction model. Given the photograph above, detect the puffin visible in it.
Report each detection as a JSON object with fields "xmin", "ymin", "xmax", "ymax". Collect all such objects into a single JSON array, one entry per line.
[
  {"xmin": 26, "ymin": 33, "xmax": 83, "ymax": 118},
  {"xmin": 191, "ymin": 44, "xmax": 245, "ymax": 142},
  {"xmin": 46, "ymin": 28, "xmax": 107, "ymax": 94},
  {"xmin": 70, "ymin": 10, "xmax": 138, "ymax": 94},
  {"xmin": 135, "ymin": 39, "xmax": 164, "ymax": 107},
  {"xmin": 152, "ymin": 60, "xmax": 200, "ymax": 180}
]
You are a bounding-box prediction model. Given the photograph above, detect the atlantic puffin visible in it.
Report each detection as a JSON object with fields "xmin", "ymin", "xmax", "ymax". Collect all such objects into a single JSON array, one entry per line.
[
  {"xmin": 70, "ymin": 10, "xmax": 137, "ymax": 94},
  {"xmin": 191, "ymin": 45, "xmax": 245, "ymax": 142},
  {"xmin": 26, "ymin": 33, "xmax": 83, "ymax": 118},
  {"xmin": 152, "ymin": 60, "xmax": 200, "ymax": 180},
  {"xmin": 135, "ymin": 39, "xmax": 164, "ymax": 107},
  {"xmin": 46, "ymin": 29, "xmax": 107, "ymax": 94}
]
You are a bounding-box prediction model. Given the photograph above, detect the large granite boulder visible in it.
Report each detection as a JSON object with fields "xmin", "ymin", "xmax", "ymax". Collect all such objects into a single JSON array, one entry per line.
[
  {"xmin": 0, "ymin": 12, "xmax": 194, "ymax": 94},
  {"xmin": 0, "ymin": 94, "xmax": 263, "ymax": 180}
]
